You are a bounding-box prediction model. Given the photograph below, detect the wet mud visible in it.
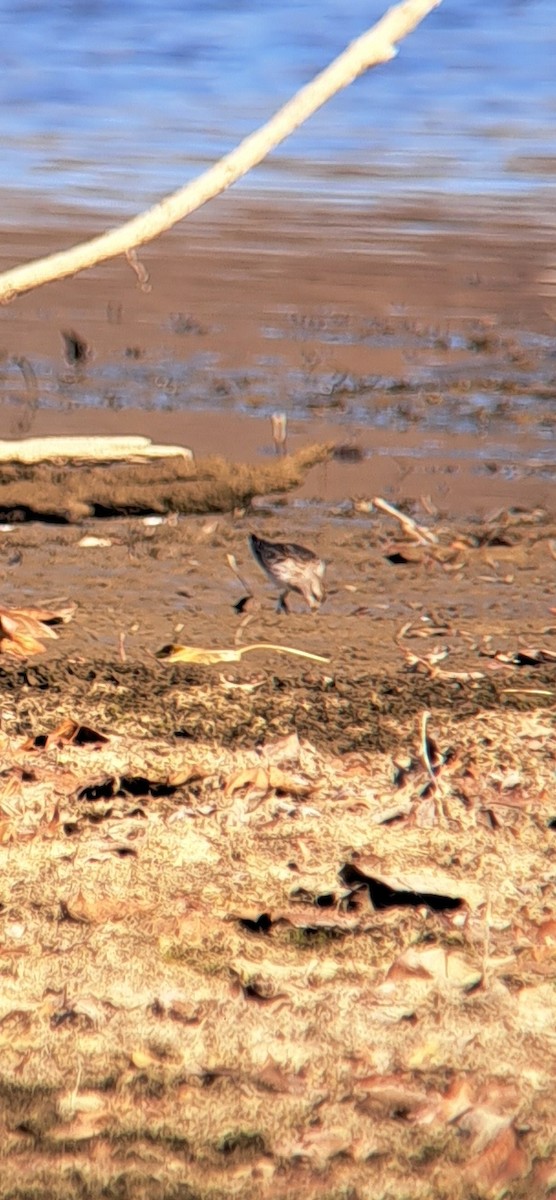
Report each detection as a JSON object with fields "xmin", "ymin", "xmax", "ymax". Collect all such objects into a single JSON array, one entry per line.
[
  {"xmin": 0, "ymin": 496, "xmax": 554, "ymax": 753},
  {"xmin": 0, "ymin": 198, "xmax": 555, "ymax": 1200}
]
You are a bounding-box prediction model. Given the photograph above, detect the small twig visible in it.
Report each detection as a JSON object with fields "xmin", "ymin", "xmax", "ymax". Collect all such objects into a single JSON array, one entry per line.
[
  {"xmin": 234, "ymin": 613, "xmax": 256, "ymax": 645},
  {"xmin": 501, "ymin": 688, "xmax": 554, "ymax": 697},
  {"xmin": 13, "ymin": 355, "xmax": 39, "ymax": 401},
  {"xmin": 226, "ymin": 553, "xmax": 253, "ymax": 596},
  {"xmin": 420, "ymin": 710, "xmax": 437, "ymax": 787},
  {"xmin": 373, "ymin": 495, "xmax": 439, "ymax": 546},
  {"xmin": 271, "ymin": 412, "xmax": 288, "ymax": 456},
  {"xmin": 420, "ymin": 710, "xmax": 446, "ymax": 824},
  {"xmin": 482, "ymin": 892, "xmax": 492, "ymax": 987},
  {"xmin": 125, "ymin": 249, "xmax": 151, "ymax": 293}
]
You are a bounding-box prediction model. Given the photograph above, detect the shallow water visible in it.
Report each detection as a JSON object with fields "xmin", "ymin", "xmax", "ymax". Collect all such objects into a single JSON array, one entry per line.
[
  {"xmin": 3, "ymin": 312, "xmax": 556, "ymax": 466},
  {"xmin": 0, "ymin": 0, "xmax": 555, "ymax": 216}
]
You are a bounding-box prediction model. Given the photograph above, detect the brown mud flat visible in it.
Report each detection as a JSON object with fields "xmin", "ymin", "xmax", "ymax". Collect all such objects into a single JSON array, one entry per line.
[
  {"xmin": 0, "ymin": 497, "xmax": 555, "ymax": 707},
  {"xmin": 0, "ymin": 197, "xmax": 555, "ymax": 1198},
  {"xmin": 1, "ymin": 198, "xmax": 555, "ymax": 476}
]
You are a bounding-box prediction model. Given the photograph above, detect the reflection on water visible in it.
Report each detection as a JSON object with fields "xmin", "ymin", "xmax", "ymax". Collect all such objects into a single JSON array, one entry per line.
[
  {"xmin": 0, "ymin": 0, "xmax": 555, "ymax": 214},
  {"xmin": 2, "ymin": 316, "xmax": 556, "ymax": 473}
]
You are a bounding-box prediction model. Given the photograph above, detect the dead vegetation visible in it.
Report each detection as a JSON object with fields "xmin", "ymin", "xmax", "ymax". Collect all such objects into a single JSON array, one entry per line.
[
  {"xmin": 0, "ymin": 655, "xmax": 554, "ymax": 755},
  {"xmin": 1, "ymin": 178, "xmax": 555, "ymax": 1200},
  {"xmin": 0, "ymin": 700, "xmax": 554, "ymax": 1199},
  {"xmin": 0, "ymin": 463, "xmax": 554, "ymax": 1198},
  {"xmin": 0, "ymin": 601, "xmax": 75, "ymax": 658},
  {"xmin": 0, "ymin": 443, "xmax": 332, "ymax": 522}
]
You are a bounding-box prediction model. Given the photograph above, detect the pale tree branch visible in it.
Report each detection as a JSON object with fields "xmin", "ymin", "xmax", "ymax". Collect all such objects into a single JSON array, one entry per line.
[{"xmin": 0, "ymin": 0, "xmax": 441, "ymax": 303}]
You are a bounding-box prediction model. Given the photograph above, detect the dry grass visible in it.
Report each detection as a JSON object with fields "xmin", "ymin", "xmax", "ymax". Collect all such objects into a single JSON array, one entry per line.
[
  {"xmin": 0, "ymin": 699, "xmax": 554, "ymax": 1199},
  {"xmin": 0, "ymin": 443, "xmax": 332, "ymax": 522}
]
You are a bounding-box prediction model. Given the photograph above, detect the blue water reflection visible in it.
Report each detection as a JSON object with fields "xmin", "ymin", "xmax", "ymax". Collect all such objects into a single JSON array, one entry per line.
[{"xmin": 0, "ymin": 0, "xmax": 554, "ymax": 214}]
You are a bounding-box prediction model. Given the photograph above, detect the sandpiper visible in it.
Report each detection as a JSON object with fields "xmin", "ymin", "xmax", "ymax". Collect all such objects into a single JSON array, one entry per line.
[{"xmin": 249, "ymin": 533, "xmax": 326, "ymax": 613}]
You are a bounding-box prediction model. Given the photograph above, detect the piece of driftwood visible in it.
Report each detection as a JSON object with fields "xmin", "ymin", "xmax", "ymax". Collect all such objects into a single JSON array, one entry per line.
[
  {"xmin": 0, "ymin": 0, "xmax": 441, "ymax": 303},
  {"xmin": 0, "ymin": 436, "xmax": 193, "ymax": 464},
  {"xmin": 373, "ymin": 495, "xmax": 439, "ymax": 546},
  {"xmin": 0, "ymin": 442, "xmax": 332, "ymax": 522}
]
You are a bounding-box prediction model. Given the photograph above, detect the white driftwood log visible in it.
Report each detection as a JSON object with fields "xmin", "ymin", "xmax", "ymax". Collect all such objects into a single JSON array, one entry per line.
[
  {"xmin": 0, "ymin": 0, "xmax": 441, "ymax": 303},
  {"xmin": 0, "ymin": 436, "xmax": 193, "ymax": 463}
]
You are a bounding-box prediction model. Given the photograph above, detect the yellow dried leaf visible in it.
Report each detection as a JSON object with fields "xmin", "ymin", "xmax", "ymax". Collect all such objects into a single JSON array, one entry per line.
[
  {"xmin": 130, "ymin": 1048, "xmax": 160, "ymax": 1070},
  {"xmin": 157, "ymin": 641, "xmax": 329, "ymax": 665},
  {"xmin": 225, "ymin": 766, "xmax": 270, "ymax": 796}
]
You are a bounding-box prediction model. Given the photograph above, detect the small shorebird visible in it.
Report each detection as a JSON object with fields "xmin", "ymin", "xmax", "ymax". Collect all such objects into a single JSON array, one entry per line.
[{"xmin": 249, "ymin": 533, "xmax": 326, "ymax": 613}]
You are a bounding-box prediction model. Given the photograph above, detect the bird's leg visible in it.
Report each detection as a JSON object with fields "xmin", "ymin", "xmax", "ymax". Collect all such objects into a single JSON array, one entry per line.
[{"xmin": 277, "ymin": 591, "xmax": 290, "ymax": 614}]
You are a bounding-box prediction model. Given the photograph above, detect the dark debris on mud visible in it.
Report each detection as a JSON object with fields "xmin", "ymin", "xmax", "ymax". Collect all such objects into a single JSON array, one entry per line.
[{"xmin": 1, "ymin": 658, "xmax": 553, "ymax": 753}]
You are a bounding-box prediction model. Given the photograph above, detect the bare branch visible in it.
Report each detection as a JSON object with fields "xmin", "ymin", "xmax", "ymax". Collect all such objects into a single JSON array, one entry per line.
[{"xmin": 0, "ymin": 0, "xmax": 441, "ymax": 303}]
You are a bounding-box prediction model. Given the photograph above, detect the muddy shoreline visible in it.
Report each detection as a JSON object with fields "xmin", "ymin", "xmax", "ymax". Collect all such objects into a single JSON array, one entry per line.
[
  {"xmin": 0, "ymin": 197, "xmax": 555, "ymax": 1200},
  {"xmin": 0, "ymin": 196, "xmax": 554, "ymax": 743}
]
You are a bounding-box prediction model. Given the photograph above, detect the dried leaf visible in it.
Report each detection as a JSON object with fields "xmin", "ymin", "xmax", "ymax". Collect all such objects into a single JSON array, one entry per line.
[
  {"xmin": 60, "ymin": 890, "xmax": 127, "ymax": 925},
  {"xmin": 341, "ymin": 861, "xmax": 483, "ymax": 911},
  {"xmin": 263, "ymin": 732, "xmax": 301, "ymax": 764},
  {"xmin": 224, "ymin": 765, "xmax": 311, "ymax": 800},
  {"xmin": 130, "ymin": 1047, "xmax": 161, "ymax": 1070},
  {"xmin": 167, "ymin": 999, "xmax": 202, "ymax": 1024},
  {"xmin": 50, "ymin": 1110, "xmax": 109, "ymax": 1141},
  {"xmin": 57, "ymin": 1089, "xmax": 110, "ymax": 1123},
  {"xmin": 388, "ymin": 945, "xmax": 482, "ymax": 991},
  {"xmin": 355, "ymin": 1074, "xmax": 430, "ymax": 1117},
  {"xmin": 225, "ymin": 766, "xmax": 270, "ymax": 796},
  {"xmin": 22, "ymin": 719, "xmax": 109, "ymax": 750},
  {"xmin": 78, "ymin": 536, "xmax": 113, "ymax": 548},
  {"xmin": 1, "ymin": 632, "xmax": 47, "ymax": 657},
  {"xmin": 465, "ymin": 1124, "xmax": 529, "ymax": 1196},
  {"xmin": 0, "ymin": 601, "xmax": 75, "ymax": 658},
  {"xmin": 282, "ymin": 1126, "xmax": 353, "ymax": 1167},
  {"xmin": 157, "ymin": 641, "xmax": 329, "ymax": 665},
  {"xmin": 416, "ymin": 1077, "xmax": 475, "ymax": 1125},
  {"xmin": 251, "ymin": 1057, "xmax": 306, "ymax": 1095}
]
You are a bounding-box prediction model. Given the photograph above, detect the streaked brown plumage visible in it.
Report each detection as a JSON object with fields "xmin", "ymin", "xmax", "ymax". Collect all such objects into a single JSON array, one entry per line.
[{"xmin": 249, "ymin": 533, "xmax": 326, "ymax": 613}]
